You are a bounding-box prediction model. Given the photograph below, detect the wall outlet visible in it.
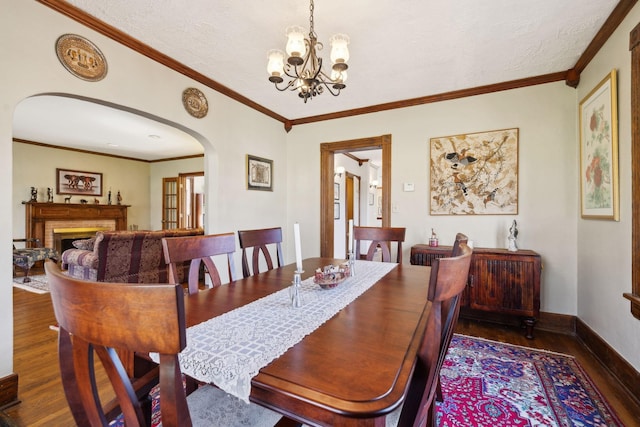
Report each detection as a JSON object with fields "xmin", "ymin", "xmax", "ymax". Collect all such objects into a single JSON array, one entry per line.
[{"xmin": 403, "ymin": 182, "xmax": 414, "ymax": 192}]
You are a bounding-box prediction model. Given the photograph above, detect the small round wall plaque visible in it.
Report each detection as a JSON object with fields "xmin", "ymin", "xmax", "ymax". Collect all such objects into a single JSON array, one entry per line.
[
  {"xmin": 55, "ymin": 34, "xmax": 107, "ymax": 82},
  {"xmin": 182, "ymin": 87, "xmax": 209, "ymax": 118}
]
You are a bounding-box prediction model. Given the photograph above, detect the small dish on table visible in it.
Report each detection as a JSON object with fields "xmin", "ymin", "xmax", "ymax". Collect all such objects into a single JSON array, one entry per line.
[{"xmin": 314, "ymin": 263, "xmax": 351, "ymax": 289}]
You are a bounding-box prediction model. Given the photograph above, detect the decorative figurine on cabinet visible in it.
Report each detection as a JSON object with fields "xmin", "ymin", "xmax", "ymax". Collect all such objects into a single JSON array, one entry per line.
[
  {"xmin": 429, "ymin": 228, "xmax": 439, "ymax": 247},
  {"xmin": 47, "ymin": 188, "xmax": 53, "ymax": 203},
  {"xmin": 107, "ymin": 190, "xmax": 112, "ymax": 205},
  {"xmin": 30, "ymin": 187, "xmax": 37, "ymax": 202},
  {"xmin": 117, "ymin": 191, "xmax": 122, "ymax": 205},
  {"xmin": 508, "ymin": 220, "xmax": 518, "ymax": 251}
]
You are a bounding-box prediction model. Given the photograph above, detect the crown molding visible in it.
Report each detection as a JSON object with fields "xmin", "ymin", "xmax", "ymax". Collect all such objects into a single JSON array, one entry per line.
[{"xmin": 37, "ymin": 0, "xmax": 636, "ymax": 130}]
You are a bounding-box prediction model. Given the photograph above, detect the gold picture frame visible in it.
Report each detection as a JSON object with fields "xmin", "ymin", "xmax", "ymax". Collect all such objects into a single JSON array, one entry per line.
[
  {"xmin": 247, "ymin": 155, "xmax": 273, "ymax": 191},
  {"xmin": 579, "ymin": 69, "xmax": 619, "ymax": 220},
  {"xmin": 430, "ymin": 128, "xmax": 519, "ymax": 215}
]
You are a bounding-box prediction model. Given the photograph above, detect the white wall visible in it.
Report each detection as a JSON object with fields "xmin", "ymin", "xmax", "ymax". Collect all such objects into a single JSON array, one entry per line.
[
  {"xmin": 576, "ymin": 3, "xmax": 640, "ymax": 370},
  {"xmin": 12, "ymin": 143, "xmax": 153, "ymax": 235},
  {"xmin": 288, "ymin": 82, "xmax": 578, "ymax": 317},
  {"xmin": 0, "ymin": 0, "xmax": 286, "ymax": 379},
  {"xmin": 333, "ymin": 155, "xmax": 362, "ymax": 258}
]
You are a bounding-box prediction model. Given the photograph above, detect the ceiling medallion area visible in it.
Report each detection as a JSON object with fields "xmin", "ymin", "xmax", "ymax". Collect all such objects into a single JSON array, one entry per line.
[
  {"xmin": 55, "ymin": 34, "xmax": 107, "ymax": 82},
  {"xmin": 182, "ymin": 87, "xmax": 209, "ymax": 118}
]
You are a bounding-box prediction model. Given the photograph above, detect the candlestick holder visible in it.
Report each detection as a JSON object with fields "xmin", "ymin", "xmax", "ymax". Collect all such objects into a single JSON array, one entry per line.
[
  {"xmin": 348, "ymin": 251, "xmax": 356, "ymax": 276},
  {"xmin": 290, "ymin": 270, "xmax": 304, "ymax": 308}
]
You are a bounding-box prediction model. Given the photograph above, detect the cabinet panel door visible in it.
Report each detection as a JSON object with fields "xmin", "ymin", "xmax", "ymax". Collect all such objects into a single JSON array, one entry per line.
[
  {"xmin": 469, "ymin": 254, "xmax": 540, "ymax": 317},
  {"xmin": 410, "ymin": 246, "xmax": 470, "ymax": 306}
]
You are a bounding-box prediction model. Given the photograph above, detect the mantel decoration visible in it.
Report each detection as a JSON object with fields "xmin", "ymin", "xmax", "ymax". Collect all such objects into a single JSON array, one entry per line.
[
  {"xmin": 579, "ymin": 69, "xmax": 619, "ymax": 221},
  {"xmin": 266, "ymin": 0, "xmax": 350, "ymax": 102},
  {"xmin": 247, "ymin": 154, "xmax": 273, "ymax": 191},
  {"xmin": 182, "ymin": 87, "xmax": 209, "ymax": 118},
  {"xmin": 56, "ymin": 168, "xmax": 103, "ymax": 197},
  {"xmin": 430, "ymin": 128, "xmax": 519, "ymax": 215},
  {"xmin": 55, "ymin": 34, "xmax": 107, "ymax": 82}
]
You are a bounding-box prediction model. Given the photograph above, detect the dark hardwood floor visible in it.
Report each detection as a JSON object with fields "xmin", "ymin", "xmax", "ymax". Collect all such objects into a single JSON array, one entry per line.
[{"xmin": 4, "ymin": 279, "xmax": 640, "ymax": 426}]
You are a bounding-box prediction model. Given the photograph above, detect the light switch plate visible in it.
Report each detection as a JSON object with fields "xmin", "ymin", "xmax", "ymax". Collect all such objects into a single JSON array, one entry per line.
[{"xmin": 403, "ymin": 182, "xmax": 415, "ymax": 192}]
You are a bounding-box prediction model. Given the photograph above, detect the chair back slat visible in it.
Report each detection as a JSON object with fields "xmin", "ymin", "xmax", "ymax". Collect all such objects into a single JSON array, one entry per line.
[
  {"xmin": 353, "ymin": 226, "xmax": 406, "ymax": 263},
  {"xmin": 162, "ymin": 233, "xmax": 237, "ymax": 295},
  {"xmin": 238, "ymin": 227, "xmax": 284, "ymax": 277},
  {"xmin": 396, "ymin": 240, "xmax": 472, "ymax": 427},
  {"xmin": 450, "ymin": 232, "xmax": 468, "ymax": 257},
  {"xmin": 45, "ymin": 260, "xmax": 190, "ymax": 427}
]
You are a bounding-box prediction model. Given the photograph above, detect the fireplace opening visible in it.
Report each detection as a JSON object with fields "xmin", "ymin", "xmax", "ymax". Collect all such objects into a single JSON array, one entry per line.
[{"xmin": 53, "ymin": 227, "xmax": 110, "ymax": 255}]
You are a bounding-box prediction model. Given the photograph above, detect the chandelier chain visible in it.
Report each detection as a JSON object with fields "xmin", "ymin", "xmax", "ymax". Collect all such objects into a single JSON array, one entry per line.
[{"xmin": 309, "ymin": 0, "xmax": 315, "ymax": 38}]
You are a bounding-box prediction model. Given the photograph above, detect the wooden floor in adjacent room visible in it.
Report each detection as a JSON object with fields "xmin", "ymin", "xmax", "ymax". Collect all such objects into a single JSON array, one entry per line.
[{"xmin": 4, "ymin": 284, "xmax": 640, "ymax": 426}]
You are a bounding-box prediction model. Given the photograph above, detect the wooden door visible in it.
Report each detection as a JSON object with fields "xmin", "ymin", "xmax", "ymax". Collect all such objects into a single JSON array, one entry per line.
[{"xmin": 162, "ymin": 177, "xmax": 178, "ymax": 230}]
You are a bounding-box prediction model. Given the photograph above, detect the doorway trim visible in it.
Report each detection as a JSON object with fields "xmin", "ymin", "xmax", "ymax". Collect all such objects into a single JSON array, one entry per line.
[{"xmin": 320, "ymin": 135, "xmax": 391, "ymax": 257}]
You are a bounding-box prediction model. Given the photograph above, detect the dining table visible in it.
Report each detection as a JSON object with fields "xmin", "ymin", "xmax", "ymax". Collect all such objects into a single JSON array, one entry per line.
[{"xmin": 180, "ymin": 257, "xmax": 433, "ymax": 427}]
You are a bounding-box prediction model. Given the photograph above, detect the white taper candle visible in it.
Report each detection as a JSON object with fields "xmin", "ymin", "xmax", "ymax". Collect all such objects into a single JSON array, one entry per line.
[
  {"xmin": 294, "ymin": 222, "xmax": 303, "ymax": 272},
  {"xmin": 348, "ymin": 219, "xmax": 354, "ymax": 252}
]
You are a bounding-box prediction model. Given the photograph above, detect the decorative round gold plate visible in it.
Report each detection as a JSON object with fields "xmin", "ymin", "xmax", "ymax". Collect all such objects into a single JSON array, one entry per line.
[
  {"xmin": 55, "ymin": 34, "xmax": 107, "ymax": 82},
  {"xmin": 182, "ymin": 88, "xmax": 209, "ymax": 118}
]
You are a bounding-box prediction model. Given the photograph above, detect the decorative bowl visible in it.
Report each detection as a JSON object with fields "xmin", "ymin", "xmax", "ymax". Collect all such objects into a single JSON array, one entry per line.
[{"xmin": 314, "ymin": 264, "xmax": 351, "ymax": 289}]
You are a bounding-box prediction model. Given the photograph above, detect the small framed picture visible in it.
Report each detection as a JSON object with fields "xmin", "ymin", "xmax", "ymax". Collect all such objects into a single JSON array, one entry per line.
[
  {"xmin": 247, "ymin": 155, "xmax": 273, "ymax": 191},
  {"xmin": 56, "ymin": 168, "xmax": 103, "ymax": 196},
  {"xmin": 334, "ymin": 202, "xmax": 340, "ymax": 220},
  {"xmin": 334, "ymin": 182, "xmax": 340, "ymax": 200}
]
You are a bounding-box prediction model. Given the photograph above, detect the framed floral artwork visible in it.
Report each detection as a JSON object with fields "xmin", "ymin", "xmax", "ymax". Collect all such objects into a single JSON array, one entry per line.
[
  {"xmin": 430, "ymin": 128, "xmax": 518, "ymax": 215},
  {"xmin": 579, "ymin": 69, "xmax": 619, "ymax": 220}
]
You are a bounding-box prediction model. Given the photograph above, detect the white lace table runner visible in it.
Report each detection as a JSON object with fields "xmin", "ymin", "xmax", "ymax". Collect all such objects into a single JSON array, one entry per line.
[{"xmin": 158, "ymin": 260, "xmax": 396, "ymax": 403}]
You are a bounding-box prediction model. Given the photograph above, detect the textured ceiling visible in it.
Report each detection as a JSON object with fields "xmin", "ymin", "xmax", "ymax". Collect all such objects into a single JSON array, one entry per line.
[
  {"xmin": 63, "ymin": 0, "xmax": 617, "ymax": 119},
  {"xmin": 14, "ymin": 0, "xmax": 620, "ymax": 160}
]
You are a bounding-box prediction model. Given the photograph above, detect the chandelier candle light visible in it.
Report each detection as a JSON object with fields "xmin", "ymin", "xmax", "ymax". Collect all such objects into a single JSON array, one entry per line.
[
  {"xmin": 348, "ymin": 219, "xmax": 356, "ymax": 276},
  {"xmin": 291, "ymin": 222, "xmax": 304, "ymax": 308},
  {"xmin": 267, "ymin": 0, "xmax": 350, "ymax": 102}
]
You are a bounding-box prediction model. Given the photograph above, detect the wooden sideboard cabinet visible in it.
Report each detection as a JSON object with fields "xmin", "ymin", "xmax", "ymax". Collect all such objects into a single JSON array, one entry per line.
[{"xmin": 410, "ymin": 244, "xmax": 541, "ymax": 338}]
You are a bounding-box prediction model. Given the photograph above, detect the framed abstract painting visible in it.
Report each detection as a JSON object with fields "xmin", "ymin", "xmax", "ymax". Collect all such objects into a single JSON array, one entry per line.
[{"xmin": 430, "ymin": 128, "xmax": 518, "ymax": 215}]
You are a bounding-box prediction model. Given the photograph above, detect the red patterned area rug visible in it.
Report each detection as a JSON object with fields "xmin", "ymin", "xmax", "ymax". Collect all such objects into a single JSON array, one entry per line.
[{"xmin": 436, "ymin": 334, "xmax": 623, "ymax": 427}]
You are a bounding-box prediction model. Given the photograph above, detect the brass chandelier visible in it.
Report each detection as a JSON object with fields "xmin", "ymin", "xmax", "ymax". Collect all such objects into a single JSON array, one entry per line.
[{"xmin": 266, "ymin": 0, "xmax": 350, "ymax": 103}]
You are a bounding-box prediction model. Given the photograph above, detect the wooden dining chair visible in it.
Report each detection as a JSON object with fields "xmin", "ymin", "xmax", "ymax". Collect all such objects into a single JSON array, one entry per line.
[
  {"xmin": 435, "ymin": 232, "xmax": 469, "ymax": 402},
  {"xmin": 450, "ymin": 232, "xmax": 469, "ymax": 257},
  {"xmin": 237, "ymin": 227, "xmax": 284, "ymax": 278},
  {"xmin": 162, "ymin": 232, "xmax": 237, "ymax": 295},
  {"xmin": 388, "ymin": 240, "xmax": 472, "ymax": 427},
  {"xmin": 44, "ymin": 260, "xmax": 289, "ymax": 427},
  {"xmin": 353, "ymin": 226, "xmax": 406, "ymax": 263}
]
